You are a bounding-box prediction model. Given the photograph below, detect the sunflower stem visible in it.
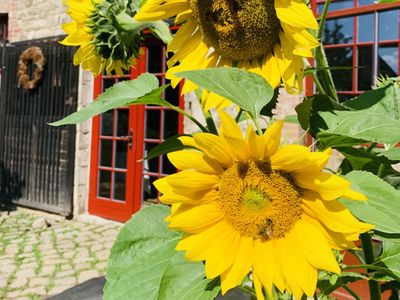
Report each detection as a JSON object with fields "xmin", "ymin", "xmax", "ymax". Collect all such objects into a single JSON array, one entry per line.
[
  {"xmin": 342, "ymin": 285, "xmax": 362, "ymax": 300},
  {"xmin": 315, "ymin": 0, "xmax": 339, "ymax": 102},
  {"xmin": 238, "ymin": 285, "xmax": 257, "ymax": 297},
  {"xmin": 342, "ymin": 264, "xmax": 400, "ymax": 281},
  {"xmin": 205, "ymin": 111, "xmax": 219, "ymax": 135},
  {"xmin": 360, "ymin": 233, "xmax": 382, "ymax": 300},
  {"xmin": 235, "ymin": 109, "xmax": 244, "ymax": 123},
  {"xmin": 377, "ymin": 163, "xmax": 385, "ymax": 178},
  {"xmin": 304, "ymin": 59, "xmax": 326, "ymax": 95},
  {"xmin": 166, "ymin": 104, "xmax": 208, "ymax": 132}
]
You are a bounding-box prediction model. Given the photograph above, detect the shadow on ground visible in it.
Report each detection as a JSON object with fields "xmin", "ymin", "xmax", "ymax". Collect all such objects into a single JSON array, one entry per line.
[{"xmin": 46, "ymin": 276, "xmax": 251, "ymax": 300}]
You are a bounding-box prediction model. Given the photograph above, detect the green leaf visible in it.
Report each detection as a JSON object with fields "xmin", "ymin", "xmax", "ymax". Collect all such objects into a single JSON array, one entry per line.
[
  {"xmin": 50, "ymin": 73, "xmax": 169, "ymax": 126},
  {"xmin": 176, "ymin": 67, "xmax": 274, "ymax": 119},
  {"xmin": 295, "ymin": 94, "xmax": 347, "ymax": 135},
  {"xmin": 377, "ymin": 148, "xmax": 400, "ymax": 162},
  {"xmin": 377, "ymin": 0, "xmax": 400, "ymax": 4},
  {"xmin": 344, "ymin": 83, "xmax": 400, "ymax": 120},
  {"xmin": 378, "ymin": 237, "xmax": 400, "ymax": 279},
  {"xmin": 142, "ymin": 135, "xmax": 194, "ymax": 161},
  {"xmin": 337, "ymin": 147, "xmax": 397, "ymax": 176},
  {"xmin": 318, "ymin": 271, "xmax": 366, "ymax": 296},
  {"xmin": 317, "ymin": 132, "xmax": 366, "ymax": 150},
  {"xmin": 104, "ymin": 205, "xmax": 220, "ymax": 300},
  {"xmin": 341, "ymin": 171, "xmax": 400, "ymax": 234},
  {"xmin": 260, "ymin": 87, "xmax": 279, "ymax": 117},
  {"xmin": 317, "ymin": 110, "xmax": 400, "ymax": 145},
  {"xmin": 283, "ymin": 115, "xmax": 299, "ymax": 124}
]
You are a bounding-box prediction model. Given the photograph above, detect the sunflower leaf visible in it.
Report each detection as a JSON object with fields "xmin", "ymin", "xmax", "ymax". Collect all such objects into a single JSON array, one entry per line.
[
  {"xmin": 176, "ymin": 67, "xmax": 274, "ymax": 119},
  {"xmin": 104, "ymin": 204, "xmax": 220, "ymax": 300},
  {"xmin": 142, "ymin": 135, "xmax": 194, "ymax": 161},
  {"xmin": 50, "ymin": 73, "xmax": 168, "ymax": 126},
  {"xmin": 340, "ymin": 171, "xmax": 400, "ymax": 234},
  {"xmin": 377, "ymin": 237, "xmax": 400, "ymax": 280}
]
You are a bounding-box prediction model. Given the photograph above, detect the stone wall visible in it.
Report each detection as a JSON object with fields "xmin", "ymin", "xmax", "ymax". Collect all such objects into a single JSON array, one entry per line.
[
  {"xmin": 1, "ymin": 0, "xmax": 93, "ymax": 217},
  {"xmin": 0, "ymin": 0, "xmax": 69, "ymax": 43}
]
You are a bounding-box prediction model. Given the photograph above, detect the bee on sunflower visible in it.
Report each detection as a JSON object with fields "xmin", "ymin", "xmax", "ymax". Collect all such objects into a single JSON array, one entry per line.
[
  {"xmin": 154, "ymin": 111, "xmax": 373, "ymax": 300},
  {"xmin": 135, "ymin": 0, "xmax": 320, "ymax": 109}
]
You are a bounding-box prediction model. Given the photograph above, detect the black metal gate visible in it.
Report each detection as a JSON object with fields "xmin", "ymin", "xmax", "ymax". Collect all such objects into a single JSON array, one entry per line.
[{"xmin": 0, "ymin": 37, "xmax": 79, "ymax": 216}]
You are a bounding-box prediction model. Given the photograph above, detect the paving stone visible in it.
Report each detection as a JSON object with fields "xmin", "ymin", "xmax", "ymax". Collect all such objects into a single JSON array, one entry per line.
[
  {"xmin": 63, "ymin": 251, "xmax": 75, "ymax": 259},
  {"xmin": 96, "ymin": 249, "xmax": 110, "ymax": 260},
  {"xmin": 15, "ymin": 268, "xmax": 36, "ymax": 279},
  {"xmin": 29, "ymin": 276, "xmax": 50, "ymax": 287},
  {"xmin": 96, "ymin": 261, "xmax": 107, "ymax": 270},
  {"xmin": 54, "ymin": 276, "xmax": 76, "ymax": 286},
  {"xmin": 20, "ymin": 261, "xmax": 37, "ymax": 270},
  {"xmin": 47, "ymin": 284, "xmax": 71, "ymax": 295},
  {"xmin": 9, "ymin": 276, "xmax": 29, "ymax": 288},
  {"xmin": 22, "ymin": 285, "xmax": 47, "ymax": 296},
  {"xmin": 74, "ymin": 262, "xmax": 91, "ymax": 271},
  {"xmin": 6, "ymin": 289, "xmax": 23, "ymax": 298},
  {"xmin": 56, "ymin": 269, "xmax": 75, "ymax": 279},
  {"xmin": 40, "ymin": 265, "xmax": 55, "ymax": 276},
  {"xmin": 78, "ymin": 270, "xmax": 99, "ymax": 283},
  {"xmin": 0, "ymin": 277, "xmax": 7, "ymax": 288}
]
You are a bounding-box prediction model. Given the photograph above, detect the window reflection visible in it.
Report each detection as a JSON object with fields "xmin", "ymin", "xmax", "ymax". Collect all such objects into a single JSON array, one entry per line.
[
  {"xmin": 358, "ymin": 46, "xmax": 373, "ymax": 91},
  {"xmin": 323, "ymin": 17, "xmax": 354, "ymax": 44},
  {"xmin": 325, "ymin": 47, "xmax": 353, "ymax": 91},
  {"xmin": 378, "ymin": 46, "xmax": 398, "ymax": 77},
  {"xmin": 358, "ymin": 14, "xmax": 374, "ymax": 43},
  {"xmin": 379, "ymin": 10, "xmax": 399, "ymax": 41}
]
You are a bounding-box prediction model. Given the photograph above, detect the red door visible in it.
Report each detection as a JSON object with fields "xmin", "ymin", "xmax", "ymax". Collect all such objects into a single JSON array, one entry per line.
[{"xmin": 88, "ymin": 40, "xmax": 183, "ymax": 222}]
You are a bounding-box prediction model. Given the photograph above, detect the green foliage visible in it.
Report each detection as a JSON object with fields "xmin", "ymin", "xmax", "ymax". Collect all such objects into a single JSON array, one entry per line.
[
  {"xmin": 318, "ymin": 271, "xmax": 366, "ymax": 296},
  {"xmin": 338, "ymin": 147, "xmax": 397, "ymax": 176},
  {"xmin": 378, "ymin": 238, "xmax": 400, "ymax": 279},
  {"xmin": 176, "ymin": 67, "xmax": 274, "ymax": 120},
  {"xmin": 50, "ymin": 73, "xmax": 168, "ymax": 126},
  {"xmin": 142, "ymin": 135, "xmax": 194, "ymax": 160},
  {"xmin": 341, "ymin": 171, "xmax": 400, "ymax": 234},
  {"xmin": 104, "ymin": 205, "xmax": 220, "ymax": 300}
]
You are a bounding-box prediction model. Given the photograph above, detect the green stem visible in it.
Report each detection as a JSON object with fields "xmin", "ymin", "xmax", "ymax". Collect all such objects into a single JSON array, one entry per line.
[
  {"xmin": 235, "ymin": 109, "xmax": 244, "ymax": 123},
  {"xmin": 342, "ymin": 285, "xmax": 362, "ymax": 300},
  {"xmin": 238, "ymin": 285, "xmax": 257, "ymax": 297},
  {"xmin": 366, "ymin": 142, "xmax": 378, "ymax": 153},
  {"xmin": 254, "ymin": 118, "xmax": 263, "ymax": 135},
  {"xmin": 377, "ymin": 163, "xmax": 385, "ymax": 178},
  {"xmin": 167, "ymin": 104, "xmax": 208, "ymax": 133},
  {"xmin": 315, "ymin": 0, "xmax": 339, "ymax": 102},
  {"xmin": 205, "ymin": 111, "xmax": 218, "ymax": 135},
  {"xmin": 304, "ymin": 59, "xmax": 327, "ymax": 95},
  {"xmin": 342, "ymin": 264, "xmax": 400, "ymax": 280},
  {"xmin": 360, "ymin": 233, "xmax": 382, "ymax": 300}
]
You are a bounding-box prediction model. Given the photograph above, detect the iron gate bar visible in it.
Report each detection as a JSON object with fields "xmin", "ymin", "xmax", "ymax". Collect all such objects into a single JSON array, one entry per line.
[{"xmin": 0, "ymin": 37, "xmax": 78, "ymax": 216}]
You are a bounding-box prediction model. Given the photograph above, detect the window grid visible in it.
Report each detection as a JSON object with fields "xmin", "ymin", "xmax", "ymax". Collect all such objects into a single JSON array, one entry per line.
[{"xmin": 312, "ymin": 0, "xmax": 400, "ymax": 99}]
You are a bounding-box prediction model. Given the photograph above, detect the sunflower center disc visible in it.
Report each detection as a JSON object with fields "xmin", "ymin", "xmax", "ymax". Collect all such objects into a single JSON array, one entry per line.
[
  {"xmin": 218, "ymin": 161, "xmax": 303, "ymax": 241},
  {"xmin": 189, "ymin": 0, "xmax": 280, "ymax": 60}
]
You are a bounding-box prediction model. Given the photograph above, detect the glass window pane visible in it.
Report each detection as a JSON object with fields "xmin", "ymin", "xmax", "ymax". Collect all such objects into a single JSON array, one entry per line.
[
  {"xmin": 358, "ymin": 14, "xmax": 374, "ymax": 43},
  {"xmin": 102, "ymin": 78, "xmax": 115, "ymax": 91},
  {"xmin": 145, "ymin": 109, "xmax": 161, "ymax": 139},
  {"xmin": 147, "ymin": 45, "xmax": 163, "ymax": 73},
  {"xmin": 144, "ymin": 143, "xmax": 159, "ymax": 175},
  {"xmin": 116, "ymin": 109, "xmax": 129, "ymax": 136},
  {"xmin": 113, "ymin": 172, "xmax": 126, "ymax": 201},
  {"xmin": 162, "ymin": 155, "xmax": 175, "ymax": 175},
  {"xmin": 358, "ymin": 0, "xmax": 375, "ymax": 5},
  {"xmin": 163, "ymin": 110, "xmax": 179, "ymax": 139},
  {"xmin": 330, "ymin": 0, "xmax": 353, "ymax": 11},
  {"xmin": 325, "ymin": 47, "xmax": 353, "ymax": 91},
  {"xmin": 378, "ymin": 46, "xmax": 398, "ymax": 77},
  {"xmin": 323, "ymin": 17, "xmax": 354, "ymax": 44},
  {"xmin": 100, "ymin": 139, "xmax": 113, "ymax": 167},
  {"xmin": 358, "ymin": 46, "xmax": 373, "ymax": 91},
  {"xmin": 143, "ymin": 176, "xmax": 159, "ymax": 202},
  {"xmin": 98, "ymin": 170, "xmax": 111, "ymax": 198},
  {"xmin": 101, "ymin": 110, "xmax": 114, "ymax": 136},
  {"xmin": 379, "ymin": 10, "xmax": 399, "ymax": 41},
  {"xmin": 115, "ymin": 141, "xmax": 127, "ymax": 169},
  {"xmin": 165, "ymin": 79, "xmax": 180, "ymax": 106}
]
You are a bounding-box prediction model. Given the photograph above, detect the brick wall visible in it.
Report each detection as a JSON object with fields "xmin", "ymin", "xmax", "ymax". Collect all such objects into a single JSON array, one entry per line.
[{"xmin": 0, "ymin": 0, "xmax": 68, "ymax": 43}]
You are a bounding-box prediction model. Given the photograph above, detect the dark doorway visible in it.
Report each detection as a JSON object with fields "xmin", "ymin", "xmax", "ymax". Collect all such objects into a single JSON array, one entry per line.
[{"xmin": 0, "ymin": 37, "xmax": 79, "ymax": 216}]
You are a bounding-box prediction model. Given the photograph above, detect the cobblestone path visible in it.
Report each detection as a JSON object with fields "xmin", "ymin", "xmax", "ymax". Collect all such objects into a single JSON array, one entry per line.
[{"xmin": 0, "ymin": 211, "xmax": 121, "ymax": 299}]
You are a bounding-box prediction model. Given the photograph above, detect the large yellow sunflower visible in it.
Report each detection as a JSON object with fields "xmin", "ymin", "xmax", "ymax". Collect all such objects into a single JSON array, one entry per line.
[
  {"xmin": 135, "ymin": 0, "xmax": 319, "ymax": 108},
  {"xmin": 154, "ymin": 111, "xmax": 373, "ymax": 299},
  {"xmin": 61, "ymin": 0, "xmax": 138, "ymax": 75}
]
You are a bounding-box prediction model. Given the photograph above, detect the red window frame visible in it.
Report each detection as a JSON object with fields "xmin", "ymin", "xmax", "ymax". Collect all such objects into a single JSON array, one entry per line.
[
  {"xmin": 308, "ymin": 0, "xmax": 400, "ymax": 99},
  {"xmin": 89, "ymin": 41, "xmax": 184, "ymax": 222}
]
